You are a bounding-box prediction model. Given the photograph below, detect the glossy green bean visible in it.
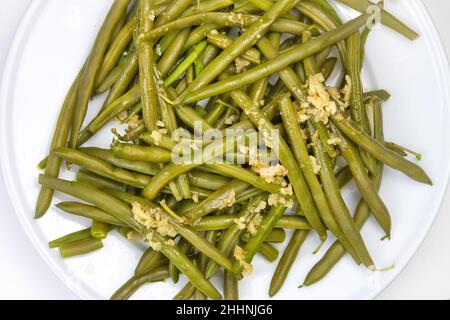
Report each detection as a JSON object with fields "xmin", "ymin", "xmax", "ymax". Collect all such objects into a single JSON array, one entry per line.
[
  {"xmin": 111, "ymin": 266, "xmax": 170, "ymax": 300},
  {"xmin": 56, "ymin": 202, "xmax": 126, "ymax": 227},
  {"xmin": 54, "ymin": 147, "xmax": 151, "ymax": 188},
  {"xmin": 332, "ymin": 116, "xmax": 432, "ymax": 185},
  {"xmin": 331, "ymin": 123, "xmax": 391, "ymax": 237},
  {"xmin": 70, "ymin": 0, "xmax": 130, "ymax": 148},
  {"xmin": 135, "ymin": 248, "xmax": 168, "ymax": 276},
  {"xmin": 259, "ymin": 242, "xmax": 279, "ymax": 262},
  {"xmin": 91, "ymin": 220, "xmax": 110, "ymax": 239},
  {"xmin": 188, "ymin": 171, "xmax": 230, "ymax": 190},
  {"xmin": 39, "ymin": 174, "xmax": 222, "ymax": 299},
  {"xmin": 80, "ymin": 147, "xmax": 159, "ymax": 176},
  {"xmin": 224, "ymin": 270, "xmax": 239, "ymax": 300},
  {"xmin": 269, "ymin": 230, "xmax": 309, "ymax": 296},
  {"xmin": 335, "ymin": 0, "xmax": 419, "ymax": 40},
  {"xmin": 169, "ymin": 238, "xmax": 191, "ymax": 284},
  {"xmin": 59, "ymin": 238, "xmax": 104, "ymax": 258},
  {"xmin": 111, "ymin": 142, "xmax": 173, "ymax": 163},
  {"xmin": 207, "ymin": 33, "xmax": 261, "ymax": 65},
  {"xmin": 137, "ymin": 0, "xmax": 158, "ymax": 132},
  {"xmin": 181, "ymin": 13, "xmax": 369, "ymax": 103},
  {"xmin": 35, "ymin": 66, "xmax": 85, "ymax": 218},
  {"xmin": 158, "ymin": 28, "xmax": 192, "ymax": 77},
  {"xmin": 77, "ymin": 170, "xmax": 124, "ymax": 191},
  {"xmin": 49, "ymin": 228, "xmax": 92, "ymax": 249}
]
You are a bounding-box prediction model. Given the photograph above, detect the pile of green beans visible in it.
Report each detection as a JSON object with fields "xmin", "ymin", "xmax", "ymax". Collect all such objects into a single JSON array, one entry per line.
[{"xmin": 35, "ymin": 0, "xmax": 431, "ymax": 300}]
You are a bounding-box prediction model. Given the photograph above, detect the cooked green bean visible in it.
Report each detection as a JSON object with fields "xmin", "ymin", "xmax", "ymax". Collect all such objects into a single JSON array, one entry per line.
[
  {"xmin": 49, "ymin": 228, "xmax": 92, "ymax": 249},
  {"xmin": 335, "ymin": 0, "xmax": 419, "ymax": 40},
  {"xmin": 207, "ymin": 32, "xmax": 261, "ymax": 65},
  {"xmin": 111, "ymin": 266, "xmax": 170, "ymax": 300},
  {"xmin": 135, "ymin": 248, "xmax": 168, "ymax": 276},
  {"xmin": 56, "ymin": 202, "xmax": 126, "ymax": 227},
  {"xmin": 188, "ymin": 171, "xmax": 230, "ymax": 190},
  {"xmin": 91, "ymin": 221, "xmax": 110, "ymax": 239},
  {"xmin": 136, "ymin": 0, "xmax": 158, "ymax": 133},
  {"xmin": 39, "ymin": 175, "xmax": 221, "ymax": 299},
  {"xmin": 169, "ymin": 238, "xmax": 191, "ymax": 284},
  {"xmin": 70, "ymin": 0, "xmax": 131, "ymax": 148},
  {"xmin": 259, "ymin": 242, "xmax": 279, "ymax": 262},
  {"xmin": 111, "ymin": 142, "xmax": 173, "ymax": 163},
  {"xmin": 330, "ymin": 123, "xmax": 391, "ymax": 237},
  {"xmin": 331, "ymin": 115, "xmax": 432, "ymax": 185},
  {"xmin": 59, "ymin": 238, "xmax": 104, "ymax": 258},
  {"xmin": 77, "ymin": 170, "xmax": 125, "ymax": 191},
  {"xmin": 269, "ymin": 230, "xmax": 309, "ymax": 296},
  {"xmin": 158, "ymin": 28, "xmax": 192, "ymax": 77},
  {"xmin": 181, "ymin": 13, "xmax": 368, "ymax": 103},
  {"xmin": 80, "ymin": 147, "xmax": 159, "ymax": 176},
  {"xmin": 224, "ymin": 270, "xmax": 239, "ymax": 300},
  {"xmin": 35, "ymin": 66, "xmax": 85, "ymax": 218}
]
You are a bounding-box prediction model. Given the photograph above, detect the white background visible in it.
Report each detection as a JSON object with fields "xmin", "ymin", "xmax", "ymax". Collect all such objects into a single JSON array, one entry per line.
[{"xmin": 0, "ymin": 0, "xmax": 449, "ymax": 300}]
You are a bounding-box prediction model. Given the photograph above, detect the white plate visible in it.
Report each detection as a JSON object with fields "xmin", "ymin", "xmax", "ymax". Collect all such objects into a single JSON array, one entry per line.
[{"xmin": 1, "ymin": 0, "xmax": 449, "ymax": 300}]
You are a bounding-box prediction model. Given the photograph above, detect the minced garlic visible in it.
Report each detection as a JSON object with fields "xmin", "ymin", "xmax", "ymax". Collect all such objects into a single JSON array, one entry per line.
[
  {"xmin": 251, "ymin": 162, "xmax": 288, "ymax": 185},
  {"xmin": 235, "ymin": 57, "xmax": 251, "ymax": 73},
  {"xmin": 127, "ymin": 230, "xmax": 142, "ymax": 242},
  {"xmin": 192, "ymin": 193, "xmax": 199, "ymax": 203},
  {"xmin": 309, "ymin": 155, "xmax": 321, "ymax": 175},
  {"xmin": 302, "ymin": 73, "xmax": 338, "ymax": 124},
  {"xmin": 233, "ymin": 216, "xmax": 247, "ymax": 230},
  {"xmin": 210, "ymin": 190, "xmax": 236, "ymax": 210},
  {"xmin": 156, "ymin": 120, "xmax": 166, "ymax": 128},
  {"xmin": 146, "ymin": 232, "xmax": 162, "ymax": 252},
  {"xmin": 268, "ymin": 193, "xmax": 294, "ymax": 209},
  {"xmin": 342, "ymin": 75, "xmax": 352, "ymax": 107},
  {"xmin": 247, "ymin": 213, "xmax": 262, "ymax": 236},
  {"xmin": 327, "ymin": 137, "xmax": 342, "ymax": 146},
  {"xmin": 132, "ymin": 202, "xmax": 178, "ymax": 238},
  {"xmin": 150, "ymin": 130, "xmax": 162, "ymax": 146},
  {"xmin": 234, "ymin": 246, "xmax": 253, "ymax": 275}
]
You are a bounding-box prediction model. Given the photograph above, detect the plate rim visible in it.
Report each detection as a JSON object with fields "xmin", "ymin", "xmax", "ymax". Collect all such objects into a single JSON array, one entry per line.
[{"xmin": 1, "ymin": 0, "xmax": 449, "ymax": 300}]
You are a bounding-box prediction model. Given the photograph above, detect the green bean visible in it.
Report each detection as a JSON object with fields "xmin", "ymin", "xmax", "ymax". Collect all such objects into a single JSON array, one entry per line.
[
  {"xmin": 135, "ymin": 248, "xmax": 168, "ymax": 276},
  {"xmin": 35, "ymin": 66, "xmax": 84, "ymax": 218},
  {"xmin": 178, "ymin": 0, "xmax": 298, "ymax": 101},
  {"xmin": 331, "ymin": 123, "xmax": 392, "ymax": 237},
  {"xmin": 142, "ymin": 132, "xmax": 247, "ymax": 201},
  {"xmin": 269, "ymin": 230, "xmax": 309, "ymax": 296},
  {"xmin": 111, "ymin": 266, "xmax": 170, "ymax": 300},
  {"xmin": 265, "ymin": 228, "xmax": 286, "ymax": 243},
  {"xmin": 96, "ymin": 58, "xmax": 127, "ymax": 94},
  {"xmin": 303, "ymin": 101, "xmax": 386, "ymax": 287},
  {"xmin": 111, "ymin": 142, "xmax": 173, "ymax": 163},
  {"xmin": 86, "ymin": 84, "xmax": 141, "ymax": 138},
  {"xmin": 49, "ymin": 228, "xmax": 92, "ymax": 249},
  {"xmin": 364, "ymin": 90, "xmax": 391, "ymax": 102},
  {"xmin": 140, "ymin": 12, "xmax": 310, "ymax": 41},
  {"xmin": 277, "ymin": 94, "xmax": 361, "ymax": 258},
  {"xmin": 97, "ymin": 17, "xmax": 136, "ymax": 85},
  {"xmin": 310, "ymin": 123, "xmax": 375, "ymax": 268},
  {"xmin": 39, "ymin": 175, "xmax": 221, "ymax": 300},
  {"xmin": 136, "ymin": 0, "xmax": 158, "ymax": 132},
  {"xmin": 181, "ymin": 13, "xmax": 369, "ymax": 103},
  {"xmin": 232, "ymin": 205, "xmax": 286, "ymax": 278},
  {"xmin": 310, "ymin": 0, "xmax": 342, "ymax": 24},
  {"xmin": 259, "ymin": 242, "xmax": 279, "ymax": 262},
  {"xmin": 248, "ymin": 0, "xmax": 299, "ymax": 20},
  {"xmin": 207, "ymin": 33, "xmax": 261, "ymax": 65},
  {"xmin": 332, "ymin": 115, "xmax": 431, "ymax": 185},
  {"xmin": 320, "ymin": 57, "xmax": 337, "ymax": 80},
  {"xmin": 70, "ymin": 0, "xmax": 131, "ymax": 148},
  {"xmin": 91, "ymin": 221, "xmax": 110, "ymax": 239},
  {"xmin": 165, "ymin": 40, "xmax": 208, "ymax": 87},
  {"xmin": 59, "ymin": 238, "xmax": 104, "ymax": 258},
  {"xmin": 295, "ymin": 1, "xmax": 347, "ymax": 71},
  {"xmin": 77, "ymin": 170, "xmax": 125, "ymax": 191},
  {"xmin": 158, "ymin": 28, "xmax": 192, "ymax": 77},
  {"xmin": 204, "ymin": 163, "xmax": 281, "ymax": 194},
  {"xmin": 195, "ymin": 51, "xmax": 205, "ymax": 77},
  {"xmin": 188, "ymin": 171, "xmax": 230, "ymax": 190},
  {"xmin": 224, "ymin": 270, "xmax": 239, "ymax": 300},
  {"xmin": 335, "ymin": 166, "xmax": 353, "ymax": 188},
  {"xmin": 347, "ymin": 32, "xmax": 378, "ymax": 176},
  {"xmin": 140, "ymin": 131, "xmax": 178, "ymax": 150},
  {"xmin": 175, "ymin": 105, "xmax": 215, "ymax": 132},
  {"xmin": 169, "ymin": 238, "xmax": 191, "ymax": 284},
  {"xmin": 56, "ymin": 202, "xmax": 126, "ymax": 227},
  {"xmin": 335, "ymin": 0, "xmax": 419, "ymax": 40},
  {"xmin": 227, "ymin": 87, "xmax": 327, "ymax": 242},
  {"xmin": 174, "ymin": 283, "xmax": 197, "ymax": 300},
  {"xmin": 80, "ymin": 147, "xmax": 158, "ymax": 176},
  {"xmin": 103, "ymin": 49, "xmax": 139, "ymax": 111},
  {"xmin": 184, "ymin": 180, "xmax": 250, "ymax": 222},
  {"xmin": 54, "ymin": 147, "xmax": 151, "ymax": 188}
]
